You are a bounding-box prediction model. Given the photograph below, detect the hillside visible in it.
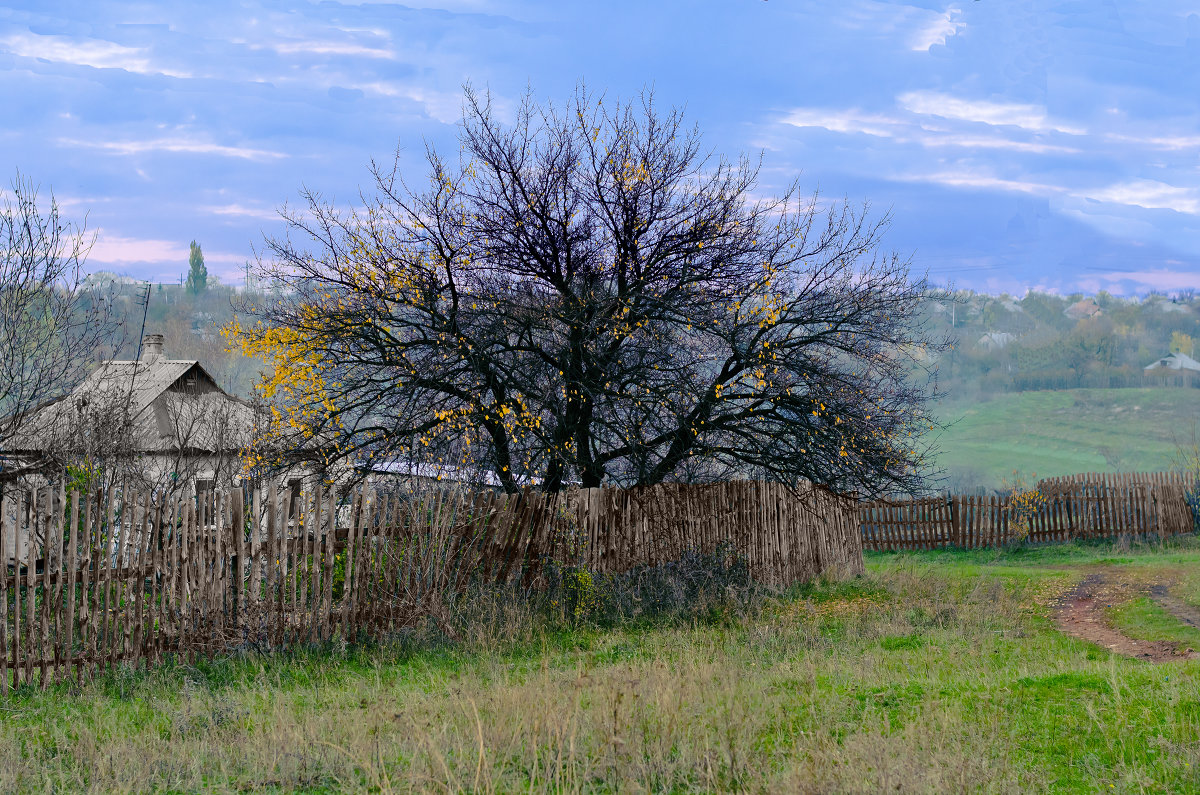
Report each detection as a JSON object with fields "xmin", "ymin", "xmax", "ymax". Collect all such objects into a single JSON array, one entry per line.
[{"xmin": 931, "ymin": 388, "xmax": 1200, "ymax": 491}]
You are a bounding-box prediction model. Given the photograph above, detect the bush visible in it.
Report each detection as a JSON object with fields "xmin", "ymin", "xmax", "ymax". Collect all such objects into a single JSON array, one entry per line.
[
  {"xmin": 545, "ymin": 542, "xmax": 758, "ymax": 627},
  {"xmin": 1186, "ymin": 485, "xmax": 1200, "ymax": 533}
]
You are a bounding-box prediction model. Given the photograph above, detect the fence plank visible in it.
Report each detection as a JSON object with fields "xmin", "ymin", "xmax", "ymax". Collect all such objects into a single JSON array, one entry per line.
[
  {"xmin": 319, "ymin": 487, "xmax": 337, "ymax": 643},
  {"xmin": 0, "ymin": 491, "xmax": 8, "ymax": 694},
  {"xmin": 25, "ymin": 488, "xmax": 40, "ymax": 685}
]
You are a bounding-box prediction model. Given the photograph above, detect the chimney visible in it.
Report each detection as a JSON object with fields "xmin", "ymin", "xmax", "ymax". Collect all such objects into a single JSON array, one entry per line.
[{"xmin": 140, "ymin": 333, "xmax": 165, "ymax": 364}]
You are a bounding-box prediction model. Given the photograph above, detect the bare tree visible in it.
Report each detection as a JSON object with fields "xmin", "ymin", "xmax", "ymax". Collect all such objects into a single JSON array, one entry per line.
[
  {"xmin": 0, "ymin": 173, "xmax": 124, "ymax": 483},
  {"xmin": 37, "ymin": 378, "xmax": 259, "ymax": 495},
  {"xmin": 234, "ymin": 86, "xmax": 945, "ymax": 497},
  {"xmin": 152, "ymin": 388, "xmax": 259, "ymax": 496}
]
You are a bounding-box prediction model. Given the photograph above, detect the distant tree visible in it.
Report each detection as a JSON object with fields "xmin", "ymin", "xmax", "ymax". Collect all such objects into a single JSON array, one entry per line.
[
  {"xmin": 186, "ymin": 240, "xmax": 207, "ymax": 295},
  {"xmin": 0, "ymin": 172, "xmax": 124, "ymax": 483},
  {"xmin": 1171, "ymin": 331, "xmax": 1194, "ymax": 357},
  {"xmin": 231, "ymin": 86, "xmax": 945, "ymax": 497}
]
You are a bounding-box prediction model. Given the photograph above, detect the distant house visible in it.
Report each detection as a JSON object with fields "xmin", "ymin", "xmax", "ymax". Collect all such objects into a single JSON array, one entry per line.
[
  {"xmin": 1064, "ymin": 298, "xmax": 1102, "ymax": 320},
  {"xmin": 976, "ymin": 331, "xmax": 1015, "ymax": 351},
  {"xmin": 7, "ymin": 334, "xmax": 258, "ymax": 493},
  {"xmin": 1143, "ymin": 352, "xmax": 1200, "ymax": 386}
]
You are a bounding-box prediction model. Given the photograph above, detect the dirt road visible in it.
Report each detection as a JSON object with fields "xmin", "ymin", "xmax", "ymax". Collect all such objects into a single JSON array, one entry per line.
[{"xmin": 1053, "ymin": 568, "xmax": 1200, "ymax": 663}]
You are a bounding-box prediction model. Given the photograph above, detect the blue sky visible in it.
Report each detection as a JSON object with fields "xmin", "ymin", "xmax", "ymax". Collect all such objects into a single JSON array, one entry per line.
[{"xmin": 3, "ymin": 0, "xmax": 1198, "ymax": 295}]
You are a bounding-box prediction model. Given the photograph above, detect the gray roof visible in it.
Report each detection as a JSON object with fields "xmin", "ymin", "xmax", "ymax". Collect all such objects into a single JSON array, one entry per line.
[
  {"xmin": 73, "ymin": 358, "xmax": 214, "ymax": 417},
  {"xmin": 10, "ymin": 356, "xmax": 256, "ymax": 454},
  {"xmin": 1144, "ymin": 352, "xmax": 1200, "ymax": 373}
]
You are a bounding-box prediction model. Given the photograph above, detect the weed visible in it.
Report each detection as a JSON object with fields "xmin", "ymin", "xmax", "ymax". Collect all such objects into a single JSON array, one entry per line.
[{"xmin": 1, "ymin": 542, "xmax": 1200, "ymax": 792}]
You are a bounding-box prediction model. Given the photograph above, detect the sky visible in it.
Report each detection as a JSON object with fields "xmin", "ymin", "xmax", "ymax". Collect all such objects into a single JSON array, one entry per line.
[{"xmin": 2, "ymin": 0, "xmax": 1198, "ymax": 296}]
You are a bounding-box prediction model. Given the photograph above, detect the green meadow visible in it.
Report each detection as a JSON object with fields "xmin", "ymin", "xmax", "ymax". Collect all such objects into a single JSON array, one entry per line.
[
  {"xmin": 3, "ymin": 538, "xmax": 1200, "ymax": 793},
  {"xmin": 933, "ymin": 388, "xmax": 1200, "ymax": 489}
]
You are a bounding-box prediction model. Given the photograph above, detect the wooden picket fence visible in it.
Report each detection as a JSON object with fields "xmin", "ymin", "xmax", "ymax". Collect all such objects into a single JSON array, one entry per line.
[
  {"xmin": 0, "ymin": 478, "xmax": 863, "ymax": 690},
  {"xmin": 860, "ymin": 471, "xmax": 1197, "ymax": 552},
  {"xmin": 571, "ymin": 480, "xmax": 864, "ymax": 588}
]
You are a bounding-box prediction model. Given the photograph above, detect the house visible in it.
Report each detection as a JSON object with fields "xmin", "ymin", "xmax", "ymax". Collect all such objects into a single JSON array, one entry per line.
[
  {"xmin": 6, "ymin": 334, "xmax": 259, "ymax": 493},
  {"xmin": 976, "ymin": 331, "xmax": 1015, "ymax": 351},
  {"xmin": 1064, "ymin": 298, "xmax": 1102, "ymax": 320},
  {"xmin": 1143, "ymin": 352, "xmax": 1200, "ymax": 386}
]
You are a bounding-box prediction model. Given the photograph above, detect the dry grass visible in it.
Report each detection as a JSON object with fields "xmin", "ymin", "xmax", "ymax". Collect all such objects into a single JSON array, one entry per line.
[{"xmin": 0, "ymin": 543, "xmax": 1199, "ymax": 793}]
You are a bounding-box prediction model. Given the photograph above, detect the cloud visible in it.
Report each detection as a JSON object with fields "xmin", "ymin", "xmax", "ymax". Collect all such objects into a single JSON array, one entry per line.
[
  {"xmin": 1089, "ymin": 268, "xmax": 1200, "ymax": 292},
  {"xmin": 910, "ymin": 8, "xmax": 963, "ymax": 52},
  {"xmin": 356, "ymin": 82, "xmax": 464, "ymax": 124},
  {"xmin": 87, "ymin": 234, "xmax": 186, "ymax": 266},
  {"xmin": 269, "ymin": 39, "xmax": 395, "ymax": 59},
  {"xmin": 87, "ymin": 232, "xmax": 247, "ymax": 271},
  {"xmin": 918, "ymin": 134, "xmax": 1077, "ymax": 155},
  {"xmin": 57, "ymin": 137, "xmax": 287, "ymax": 161},
  {"xmin": 0, "ymin": 32, "xmax": 191, "ymax": 78},
  {"xmin": 781, "ymin": 107, "xmax": 1077, "ymax": 154},
  {"xmin": 203, "ymin": 203, "xmax": 283, "ymax": 222},
  {"xmin": 899, "ymin": 170, "xmax": 1065, "ymax": 196},
  {"xmin": 898, "ymin": 91, "xmax": 1084, "ymax": 135},
  {"xmin": 781, "ymin": 108, "xmax": 902, "ymax": 138},
  {"xmin": 1105, "ymin": 133, "xmax": 1200, "ymax": 151},
  {"xmin": 1080, "ymin": 180, "xmax": 1200, "ymax": 215}
]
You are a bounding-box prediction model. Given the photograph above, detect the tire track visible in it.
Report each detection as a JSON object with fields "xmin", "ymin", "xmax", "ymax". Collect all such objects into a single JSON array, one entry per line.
[{"xmin": 1053, "ymin": 571, "xmax": 1199, "ymax": 663}]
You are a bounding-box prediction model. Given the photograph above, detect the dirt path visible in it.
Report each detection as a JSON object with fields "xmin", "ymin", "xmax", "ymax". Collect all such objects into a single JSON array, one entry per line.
[
  {"xmin": 1150, "ymin": 584, "xmax": 1200, "ymax": 631},
  {"xmin": 1052, "ymin": 570, "xmax": 1200, "ymax": 663}
]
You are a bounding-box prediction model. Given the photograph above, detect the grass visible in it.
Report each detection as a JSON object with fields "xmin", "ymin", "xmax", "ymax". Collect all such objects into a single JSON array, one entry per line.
[
  {"xmin": 3, "ymin": 538, "xmax": 1200, "ymax": 792},
  {"xmin": 1108, "ymin": 597, "xmax": 1200, "ymax": 652},
  {"xmin": 932, "ymin": 387, "xmax": 1200, "ymax": 488}
]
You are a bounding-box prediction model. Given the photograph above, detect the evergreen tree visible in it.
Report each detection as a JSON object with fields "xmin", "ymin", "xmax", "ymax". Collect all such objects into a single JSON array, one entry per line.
[{"xmin": 186, "ymin": 240, "xmax": 207, "ymax": 294}]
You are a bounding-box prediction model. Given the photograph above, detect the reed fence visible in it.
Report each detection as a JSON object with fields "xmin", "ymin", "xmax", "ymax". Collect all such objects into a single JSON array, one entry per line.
[
  {"xmin": 860, "ymin": 471, "xmax": 1196, "ymax": 552},
  {"xmin": 0, "ymin": 478, "xmax": 862, "ymax": 690}
]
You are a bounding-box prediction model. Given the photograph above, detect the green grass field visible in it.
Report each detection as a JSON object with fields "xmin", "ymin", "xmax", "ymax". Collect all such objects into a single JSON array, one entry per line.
[
  {"xmin": 932, "ymin": 387, "xmax": 1200, "ymax": 488},
  {"xmin": 4, "ymin": 538, "xmax": 1200, "ymax": 793}
]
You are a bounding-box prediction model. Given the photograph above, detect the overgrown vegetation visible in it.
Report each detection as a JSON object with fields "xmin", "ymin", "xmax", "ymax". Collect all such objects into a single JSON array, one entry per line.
[
  {"xmin": 546, "ymin": 542, "xmax": 757, "ymax": 627},
  {"xmin": 3, "ymin": 538, "xmax": 1200, "ymax": 793}
]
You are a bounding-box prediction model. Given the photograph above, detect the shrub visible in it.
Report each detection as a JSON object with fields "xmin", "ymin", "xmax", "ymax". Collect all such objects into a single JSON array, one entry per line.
[
  {"xmin": 545, "ymin": 542, "xmax": 758, "ymax": 627},
  {"xmin": 1186, "ymin": 486, "xmax": 1200, "ymax": 533},
  {"xmin": 1001, "ymin": 470, "xmax": 1046, "ymax": 542}
]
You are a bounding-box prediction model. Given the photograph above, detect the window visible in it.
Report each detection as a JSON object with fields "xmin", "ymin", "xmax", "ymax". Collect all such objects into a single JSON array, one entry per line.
[{"xmin": 288, "ymin": 479, "xmax": 302, "ymax": 519}]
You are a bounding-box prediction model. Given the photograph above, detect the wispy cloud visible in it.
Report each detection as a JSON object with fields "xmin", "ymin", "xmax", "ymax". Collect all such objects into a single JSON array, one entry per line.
[
  {"xmin": 898, "ymin": 91, "xmax": 1085, "ymax": 135},
  {"xmin": 1080, "ymin": 180, "xmax": 1200, "ymax": 215},
  {"xmin": 203, "ymin": 203, "xmax": 283, "ymax": 222},
  {"xmin": 909, "ymin": 8, "xmax": 963, "ymax": 52},
  {"xmin": 0, "ymin": 32, "xmax": 191, "ymax": 78},
  {"xmin": 1105, "ymin": 132, "xmax": 1200, "ymax": 151},
  {"xmin": 356, "ymin": 82, "xmax": 464, "ymax": 124},
  {"xmin": 1089, "ymin": 268, "xmax": 1200, "ymax": 292},
  {"xmin": 87, "ymin": 234, "xmax": 187, "ymax": 266},
  {"xmin": 269, "ymin": 39, "xmax": 395, "ymax": 59},
  {"xmin": 58, "ymin": 137, "xmax": 287, "ymax": 161},
  {"xmin": 781, "ymin": 108, "xmax": 901, "ymax": 138},
  {"xmin": 781, "ymin": 107, "xmax": 1078, "ymax": 154},
  {"xmin": 88, "ymin": 232, "xmax": 248, "ymax": 274},
  {"xmin": 919, "ymin": 134, "xmax": 1077, "ymax": 155},
  {"xmin": 901, "ymin": 170, "xmax": 1066, "ymax": 196}
]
